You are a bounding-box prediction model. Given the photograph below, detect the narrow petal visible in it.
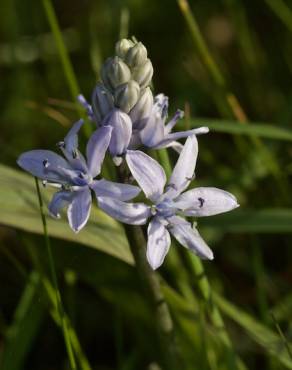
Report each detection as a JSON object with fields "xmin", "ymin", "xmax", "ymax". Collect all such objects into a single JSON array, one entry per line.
[
  {"xmin": 67, "ymin": 188, "xmax": 92, "ymax": 233},
  {"xmin": 139, "ymin": 113, "xmax": 164, "ymax": 148},
  {"xmin": 77, "ymin": 94, "xmax": 95, "ymax": 121},
  {"xmin": 153, "ymin": 127, "xmax": 209, "ymax": 149},
  {"xmin": 169, "ymin": 218, "xmax": 214, "ymax": 260},
  {"xmin": 164, "ymin": 109, "xmax": 184, "ymax": 134},
  {"xmin": 139, "ymin": 94, "xmax": 168, "ymax": 148},
  {"xmin": 102, "ymin": 108, "xmax": 132, "ymax": 156},
  {"xmin": 86, "ymin": 126, "xmax": 112, "ymax": 177},
  {"xmin": 98, "ymin": 197, "xmax": 151, "ymax": 225},
  {"xmin": 64, "ymin": 119, "xmax": 84, "ymax": 155},
  {"xmin": 90, "ymin": 179, "xmax": 140, "ymax": 201},
  {"xmin": 166, "ymin": 135, "xmax": 198, "ymax": 199},
  {"xmin": 175, "ymin": 187, "xmax": 239, "ymax": 217},
  {"xmin": 147, "ymin": 217, "xmax": 171, "ymax": 270},
  {"xmin": 48, "ymin": 191, "xmax": 74, "ymax": 218},
  {"xmin": 126, "ymin": 150, "xmax": 166, "ymax": 202},
  {"xmin": 17, "ymin": 150, "xmax": 71, "ymax": 182}
]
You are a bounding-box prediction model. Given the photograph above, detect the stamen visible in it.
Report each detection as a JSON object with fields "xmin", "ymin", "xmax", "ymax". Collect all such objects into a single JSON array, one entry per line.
[
  {"xmin": 42, "ymin": 180, "xmax": 47, "ymax": 187},
  {"xmin": 61, "ymin": 184, "xmax": 72, "ymax": 191},
  {"xmin": 45, "ymin": 182, "xmax": 63, "ymax": 189},
  {"xmin": 150, "ymin": 205, "xmax": 157, "ymax": 216}
]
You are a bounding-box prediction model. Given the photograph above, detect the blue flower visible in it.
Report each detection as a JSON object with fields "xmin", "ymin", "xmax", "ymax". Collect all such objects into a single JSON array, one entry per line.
[
  {"xmin": 97, "ymin": 135, "xmax": 239, "ymax": 269},
  {"xmin": 17, "ymin": 120, "xmax": 140, "ymax": 232},
  {"xmin": 137, "ymin": 94, "xmax": 209, "ymax": 151}
]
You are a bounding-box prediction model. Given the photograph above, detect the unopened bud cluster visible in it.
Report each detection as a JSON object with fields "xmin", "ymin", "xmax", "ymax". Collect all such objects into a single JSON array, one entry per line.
[{"xmin": 93, "ymin": 39, "xmax": 154, "ymax": 130}]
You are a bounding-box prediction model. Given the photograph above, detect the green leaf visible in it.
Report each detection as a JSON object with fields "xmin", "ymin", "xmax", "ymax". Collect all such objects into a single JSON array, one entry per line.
[
  {"xmin": 0, "ymin": 164, "xmax": 133, "ymax": 264},
  {"xmin": 200, "ymin": 209, "xmax": 292, "ymax": 233},
  {"xmin": 189, "ymin": 119, "xmax": 292, "ymax": 142},
  {"xmin": 213, "ymin": 293, "xmax": 292, "ymax": 369}
]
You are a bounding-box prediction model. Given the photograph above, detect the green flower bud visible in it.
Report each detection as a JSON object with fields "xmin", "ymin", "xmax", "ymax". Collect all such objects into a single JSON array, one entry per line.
[
  {"xmin": 91, "ymin": 83, "xmax": 114, "ymax": 124},
  {"xmin": 132, "ymin": 59, "xmax": 153, "ymax": 88},
  {"xmin": 125, "ymin": 42, "xmax": 147, "ymax": 67},
  {"xmin": 114, "ymin": 80, "xmax": 140, "ymax": 113},
  {"xmin": 129, "ymin": 87, "xmax": 153, "ymax": 130},
  {"xmin": 115, "ymin": 38, "xmax": 134, "ymax": 59},
  {"xmin": 101, "ymin": 57, "xmax": 131, "ymax": 91}
]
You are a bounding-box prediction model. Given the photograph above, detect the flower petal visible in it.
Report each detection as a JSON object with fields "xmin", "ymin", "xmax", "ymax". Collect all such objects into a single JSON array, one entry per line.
[
  {"xmin": 86, "ymin": 126, "xmax": 112, "ymax": 177},
  {"xmin": 166, "ymin": 135, "xmax": 198, "ymax": 199},
  {"xmin": 126, "ymin": 150, "xmax": 166, "ymax": 202},
  {"xmin": 17, "ymin": 150, "xmax": 71, "ymax": 182},
  {"xmin": 64, "ymin": 119, "xmax": 84, "ymax": 156},
  {"xmin": 174, "ymin": 187, "xmax": 239, "ymax": 217},
  {"xmin": 98, "ymin": 197, "xmax": 151, "ymax": 225},
  {"xmin": 67, "ymin": 188, "xmax": 92, "ymax": 233},
  {"xmin": 91, "ymin": 179, "xmax": 140, "ymax": 201},
  {"xmin": 139, "ymin": 113, "xmax": 164, "ymax": 148},
  {"xmin": 169, "ymin": 218, "xmax": 214, "ymax": 260},
  {"xmin": 77, "ymin": 94, "xmax": 95, "ymax": 121},
  {"xmin": 48, "ymin": 191, "xmax": 74, "ymax": 218},
  {"xmin": 147, "ymin": 217, "xmax": 171, "ymax": 270},
  {"xmin": 139, "ymin": 94, "xmax": 168, "ymax": 148},
  {"xmin": 102, "ymin": 108, "xmax": 132, "ymax": 156},
  {"xmin": 153, "ymin": 127, "xmax": 209, "ymax": 149}
]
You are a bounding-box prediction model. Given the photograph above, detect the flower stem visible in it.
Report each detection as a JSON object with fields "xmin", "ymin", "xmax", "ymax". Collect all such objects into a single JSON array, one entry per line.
[
  {"xmin": 123, "ymin": 224, "xmax": 180, "ymax": 370},
  {"xmin": 34, "ymin": 178, "xmax": 77, "ymax": 370}
]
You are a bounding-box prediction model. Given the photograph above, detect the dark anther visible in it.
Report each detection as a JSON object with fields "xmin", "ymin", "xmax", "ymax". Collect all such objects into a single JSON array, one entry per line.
[
  {"xmin": 78, "ymin": 173, "xmax": 85, "ymax": 179},
  {"xmin": 43, "ymin": 159, "xmax": 49, "ymax": 168},
  {"xmin": 198, "ymin": 197, "xmax": 205, "ymax": 208},
  {"xmin": 72, "ymin": 150, "xmax": 78, "ymax": 159}
]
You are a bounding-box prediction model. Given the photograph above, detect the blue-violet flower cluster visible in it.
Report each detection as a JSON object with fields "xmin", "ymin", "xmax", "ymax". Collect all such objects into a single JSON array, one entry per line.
[{"xmin": 18, "ymin": 39, "xmax": 239, "ymax": 269}]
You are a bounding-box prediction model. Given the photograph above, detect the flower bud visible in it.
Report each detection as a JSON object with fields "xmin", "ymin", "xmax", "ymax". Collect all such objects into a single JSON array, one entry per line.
[
  {"xmin": 91, "ymin": 83, "xmax": 114, "ymax": 124},
  {"xmin": 102, "ymin": 108, "xmax": 132, "ymax": 156},
  {"xmin": 125, "ymin": 42, "xmax": 147, "ymax": 67},
  {"xmin": 129, "ymin": 87, "xmax": 153, "ymax": 130},
  {"xmin": 114, "ymin": 80, "xmax": 140, "ymax": 113},
  {"xmin": 132, "ymin": 58, "xmax": 153, "ymax": 88},
  {"xmin": 115, "ymin": 38, "xmax": 134, "ymax": 59},
  {"xmin": 101, "ymin": 57, "xmax": 131, "ymax": 90}
]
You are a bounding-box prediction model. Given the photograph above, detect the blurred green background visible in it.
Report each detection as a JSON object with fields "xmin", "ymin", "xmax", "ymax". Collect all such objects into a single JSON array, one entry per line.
[{"xmin": 1, "ymin": 0, "xmax": 292, "ymax": 369}]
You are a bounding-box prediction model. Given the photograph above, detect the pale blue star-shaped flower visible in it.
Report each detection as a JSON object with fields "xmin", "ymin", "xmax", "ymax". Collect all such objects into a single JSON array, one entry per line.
[
  {"xmin": 97, "ymin": 135, "xmax": 239, "ymax": 269},
  {"xmin": 17, "ymin": 120, "xmax": 140, "ymax": 232},
  {"xmin": 135, "ymin": 94, "xmax": 209, "ymax": 151}
]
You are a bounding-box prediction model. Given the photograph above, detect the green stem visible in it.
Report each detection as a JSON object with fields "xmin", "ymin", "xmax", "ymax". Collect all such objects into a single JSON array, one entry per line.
[
  {"xmin": 117, "ymin": 159, "xmax": 179, "ymax": 369},
  {"xmin": 34, "ymin": 178, "xmax": 77, "ymax": 370},
  {"xmin": 123, "ymin": 224, "xmax": 180, "ymax": 370}
]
